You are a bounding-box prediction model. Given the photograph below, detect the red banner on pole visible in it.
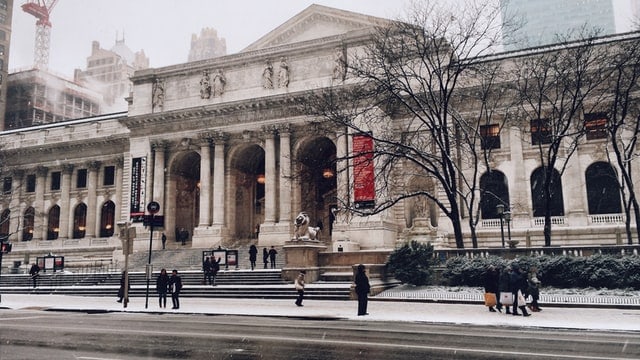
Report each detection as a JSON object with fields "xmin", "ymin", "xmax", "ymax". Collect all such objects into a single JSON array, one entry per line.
[{"xmin": 352, "ymin": 133, "xmax": 375, "ymax": 208}]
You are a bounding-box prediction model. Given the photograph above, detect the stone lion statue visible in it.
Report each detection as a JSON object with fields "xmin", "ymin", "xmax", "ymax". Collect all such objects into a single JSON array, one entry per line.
[{"xmin": 294, "ymin": 212, "xmax": 320, "ymax": 241}]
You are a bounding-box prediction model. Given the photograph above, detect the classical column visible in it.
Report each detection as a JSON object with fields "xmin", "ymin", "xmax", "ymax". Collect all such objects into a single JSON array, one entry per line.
[
  {"xmin": 212, "ymin": 134, "xmax": 226, "ymax": 225},
  {"xmin": 59, "ymin": 164, "xmax": 74, "ymax": 239},
  {"xmin": 508, "ymin": 126, "xmax": 528, "ymax": 222},
  {"xmin": 264, "ymin": 126, "xmax": 277, "ymax": 223},
  {"xmin": 9, "ymin": 170, "xmax": 24, "ymax": 242},
  {"xmin": 198, "ymin": 136, "xmax": 212, "ymax": 226},
  {"xmin": 114, "ymin": 157, "xmax": 124, "ymax": 221},
  {"xmin": 151, "ymin": 141, "xmax": 167, "ymax": 214},
  {"xmin": 278, "ymin": 125, "xmax": 292, "ymax": 223},
  {"xmin": 34, "ymin": 166, "xmax": 48, "ymax": 241},
  {"xmin": 85, "ymin": 161, "xmax": 100, "ymax": 237},
  {"xmin": 335, "ymin": 128, "xmax": 349, "ymax": 207}
]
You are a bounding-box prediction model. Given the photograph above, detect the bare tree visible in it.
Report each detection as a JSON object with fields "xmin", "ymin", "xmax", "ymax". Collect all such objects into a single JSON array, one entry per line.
[
  {"xmin": 604, "ymin": 34, "xmax": 640, "ymax": 244},
  {"xmin": 509, "ymin": 31, "xmax": 611, "ymax": 247},
  {"xmin": 304, "ymin": 0, "xmax": 511, "ymax": 248}
]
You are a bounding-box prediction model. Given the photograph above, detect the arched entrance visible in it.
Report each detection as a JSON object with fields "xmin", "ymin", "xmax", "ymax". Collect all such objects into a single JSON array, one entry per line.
[
  {"xmin": 170, "ymin": 151, "xmax": 201, "ymax": 244},
  {"xmin": 230, "ymin": 144, "xmax": 264, "ymax": 240},
  {"xmin": 295, "ymin": 137, "xmax": 337, "ymax": 243}
]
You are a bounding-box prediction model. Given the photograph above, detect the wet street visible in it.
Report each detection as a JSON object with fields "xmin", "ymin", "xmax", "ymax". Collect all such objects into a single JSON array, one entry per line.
[{"xmin": 1, "ymin": 310, "xmax": 639, "ymax": 359}]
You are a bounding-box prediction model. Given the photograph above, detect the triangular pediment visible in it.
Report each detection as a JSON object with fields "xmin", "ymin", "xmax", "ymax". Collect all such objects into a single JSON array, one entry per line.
[{"xmin": 242, "ymin": 4, "xmax": 392, "ymax": 52}]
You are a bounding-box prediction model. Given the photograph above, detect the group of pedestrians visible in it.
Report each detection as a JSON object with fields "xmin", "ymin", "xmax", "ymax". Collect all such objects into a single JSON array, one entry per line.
[
  {"xmin": 202, "ymin": 256, "xmax": 221, "ymax": 285},
  {"xmin": 156, "ymin": 268, "xmax": 183, "ymax": 309},
  {"xmin": 484, "ymin": 263, "xmax": 542, "ymax": 316}
]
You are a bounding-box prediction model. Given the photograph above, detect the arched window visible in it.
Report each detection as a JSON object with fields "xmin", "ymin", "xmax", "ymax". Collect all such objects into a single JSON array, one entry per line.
[
  {"xmin": 73, "ymin": 203, "xmax": 87, "ymax": 239},
  {"xmin": 585, "ymin": 162, "xmax": 621, "ymax": 214},
  {"xmin": 480, "ymin": 170, "xmax": 510, "ymax": 219},
  {"xmin": 100, "ymin": 201, "xmax": 116, "ymax": 237},
  {"xmin": 23, "ymin": 207, "xmax": 35, "ymax": 241},
  {"xmin": 530, "ymin": 167, "xmax": 564, "ymax": 217},
  {"xmin": 47, "ymin": 205, "xmax": 60, "ymax": 240},
  {"xmin": 0, "ymin": 209, "xmax": 9, "ymax": 240}
]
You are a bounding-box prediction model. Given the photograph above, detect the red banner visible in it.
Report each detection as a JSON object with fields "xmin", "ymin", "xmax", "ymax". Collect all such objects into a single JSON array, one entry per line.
[{"xmin": 352, "ymin": 133, "xmax": 375, "ymax": 208}]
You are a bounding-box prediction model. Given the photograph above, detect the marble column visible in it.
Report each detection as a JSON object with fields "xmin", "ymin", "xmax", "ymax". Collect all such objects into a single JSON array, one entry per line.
[
  {"xmin": 152, "ymin": 141, "xmax": 166, "ymax": 214},
  {"xmin": 34, "ymin": 166, "xmax": 48, "ymax": 241},
  {"xmin": 9, "ymin": 170, "xmax": 23, "ymax": 242},
  {"xmin": 198, "ymin": 137, "xmax": 212, "ymax": 226},
  {"xmin": 335, "ymin": 128, "xmax": 349, "ymax": 210},
  {"xmin": 60, "ymin": 164, "xmax": 74, "ymax": 239},
  {"xmin": 86, "ymin": 161, "xmax": 101, "ymax": 237},
  {"xmin": 114, "ymin": 157, "xmax": 124, "ymax": 222},
  {"xmin": 212, "ymin": 134, "xmax": 226, "ymax": 225},
  {"xmin": 264, "ymin": 127, "xmax": 277, "ymax": 223},
  {"xmin": 278, "ymin": 125, "xmax": 292, "ymax": 224}
]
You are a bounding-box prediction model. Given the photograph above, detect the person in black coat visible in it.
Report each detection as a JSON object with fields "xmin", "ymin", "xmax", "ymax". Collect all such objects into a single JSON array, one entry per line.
[
  {"xmin": 156, "ymin": 268, "xmax": 170, "ymax": 308},
  {"xmin": 29, "ymin": 263, "xmax": 40, "ymax": 288},
  {"xmin": 498, "ymin": 265, "xmax": 512, "ymax": 314},
  {"xmin": 169, "ymin": 269, "xmax": 183, "ymax": 309},
  {"xmin": 355, "ymin": 264, "xmax": 371, "ymax": 316},
  {"xmin": 483, "ymin": 265, "xmax": 500, "ymax": 312},
  {"xmin": 211, "ymin": 257, "xmax": 220, "ymax": 286},
  {"xmin": 203, "ymin": 257, "xmax": 213, "ymax": 285},
  {"xmin": 263, "ymin": 248, "xmax": 269, "ymax": 269},
  {"xmin": 509, "ymin": 264, "xmax": 531, "ymax": 316},
  {"xmin": 248, "ymin": 245, "xmax": 258, "ymax": 270}
]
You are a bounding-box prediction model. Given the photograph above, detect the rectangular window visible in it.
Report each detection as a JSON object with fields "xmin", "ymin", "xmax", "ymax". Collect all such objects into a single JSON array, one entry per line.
[
  {"xmin": 531, "ymin": 118, "xmax": 552, "ymax": 145},
  {"xmin": 480, "ymin": 124, "xmax": 501, "ymax": 150},
  {"xmin": 585, "ymin": 112, "xmax": 608, "ymax": 140},
  {"xmin": 51, "ymin": 172, "xmax": 61, "ymax": 191},
  {"xmin": 76, "ymin": 169, "xmax": 87, "ymax": 188},
  {"xmin": 2, "ymin": 177, "xmax": 11, "ymax": 194},
  {"xmin": 103, "ymin": 166, "xmax": 115, "ymax": 186},
  {"xmin": 26, "ymin": 174, "xmax": 36, "ymax": 193}
]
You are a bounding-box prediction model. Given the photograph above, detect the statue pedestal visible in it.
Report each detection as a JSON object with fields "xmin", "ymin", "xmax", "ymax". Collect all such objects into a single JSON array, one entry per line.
[{"xmin": 282, "ymin": 240, "xmax": 327, "ymax": 282}]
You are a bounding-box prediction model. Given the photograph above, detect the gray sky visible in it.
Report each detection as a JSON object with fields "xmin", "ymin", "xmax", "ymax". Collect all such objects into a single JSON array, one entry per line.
[{"xmin": 9, "ymin": 0, "xmax": 410, "ymax": 77}]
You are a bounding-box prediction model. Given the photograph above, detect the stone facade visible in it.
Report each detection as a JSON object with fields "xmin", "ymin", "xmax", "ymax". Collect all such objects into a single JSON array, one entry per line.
[{"xmin": 0, "ymin": 5, "xmax": 638, "ymax": 270}]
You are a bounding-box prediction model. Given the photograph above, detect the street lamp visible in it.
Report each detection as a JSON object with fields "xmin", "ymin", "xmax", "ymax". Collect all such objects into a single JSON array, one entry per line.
[
  {"xmin": 496, "ymin": 204, "xmax": 505, "ymax": 248},
  {"xmin": 504, "ymin": 210, "xmax": 512, "ymax": 244}
]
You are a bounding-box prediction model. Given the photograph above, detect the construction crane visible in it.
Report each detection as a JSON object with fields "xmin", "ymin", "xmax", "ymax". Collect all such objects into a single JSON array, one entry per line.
[{"xmin": 22, "ymin": 0, "xmax": 59, "ymax": 69}]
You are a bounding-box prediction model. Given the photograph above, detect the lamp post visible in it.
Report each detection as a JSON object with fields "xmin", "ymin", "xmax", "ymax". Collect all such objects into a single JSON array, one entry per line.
[
  {"xmin": 496, "ymin": 204, "xmax": 505, "ymax": 248},
  {"xmin": 504, "ymin": 210, "xmax": 512, "ymax": 243},
  {"xmin": 145, "ymin": 201, "xmax": 161, "ymax": 309}
]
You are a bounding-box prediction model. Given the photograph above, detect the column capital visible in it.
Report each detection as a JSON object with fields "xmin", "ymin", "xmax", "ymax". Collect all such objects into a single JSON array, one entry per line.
[
  {"xmin": 276, "ymin": 123, "xmax": 291, "ymax": 136},
  {"xmin": 151, "ymin": 140, "xmax": 167, "ymax": 152},
  {"xmin": 36, "ymin": 166, "xmax": 48, "ymax": 177},
  {"xmin": 86, "ymin": 160, "xmax": 101, "ymax": 171},
  {"xmin": 62, "ymin": 164, "xmax": 75, "ymax": 174},
  {"xmin": 212, "ymin": 131, "xmax": 228, "ymax": 144},
  {"xmin": 115, "ymin": 156, "xmax": 124, "ymax": 168}
]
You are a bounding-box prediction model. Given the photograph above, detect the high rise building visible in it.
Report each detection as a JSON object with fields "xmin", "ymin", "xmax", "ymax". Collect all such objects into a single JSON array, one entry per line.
[
  {"xmin": 0, "ymin": 0, "xmax": 13, "ymax": 131},
  {"xmin": 188, "ymin": 27, "xmax": 226, "ymax": 62},
  {"xmin": 74, "ymin": 38, "xmax": 149, "ymax": 111},
  {"xmin": 5, "ymin": 68, "xmax": 102, "ymax": 129},
  {"xmin": 501, "ymin": 0, "xmax": 626, "ymax": 51}
]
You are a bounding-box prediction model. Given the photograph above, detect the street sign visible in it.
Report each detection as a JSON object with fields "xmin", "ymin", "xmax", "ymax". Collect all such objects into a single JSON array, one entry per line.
[{"xmin": 147, "ymin": 201, "xmax": 160, "ymax": 214}]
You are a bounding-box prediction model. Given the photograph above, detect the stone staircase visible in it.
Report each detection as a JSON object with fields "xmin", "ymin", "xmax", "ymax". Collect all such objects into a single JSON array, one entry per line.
[{"xmin": 0, "ymin": 269, "xmax": 352, "ymax": 300}]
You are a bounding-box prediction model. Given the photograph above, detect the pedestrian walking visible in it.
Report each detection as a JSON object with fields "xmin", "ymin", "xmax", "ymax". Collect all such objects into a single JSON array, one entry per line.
[
  {"xmin": 249, "ymin": 244, "xmax": 258, "ymax": 270},
  {"xmin": 169, "ymin": 269, "xmax": 183, "ymax": 309},
  {"xmin": 211, "ymin": 257, "xmax": 220, "ymax": 286},
  {"xmin": 294, "ymin": 270, "xmax": 305, "ymax": 306},
  {"xmin": 156, "ymin": 268, "xmax": 170, "ymax": 308},
  {"xmin": 268, "ymin": 246, "xmax": 278, "ymax": 269},
  {"xmin": 29, "ymin": 262, "xmax": 40, "ymax": 288},
  {"xmin": 161, "ymin": 233, "xmax": 167, "ymax": 250},
  {"xmin": 355, "ymin": 264, "xmax": 370, "ymax": 316},
  {"xmin": 483, "ymin": 265, "xmax": 500, "ymax": 313},
  {"xmin": 528, "ymin": 266, "xmax": 542, "ymax": 312},
  {"xmin": 498, "ymin": 265, "xmax": 512, "ymax": 314},
  {"xmin": 263, "ymin": 247, "xmax": 269, "ymax": 269},
  {"xmin": 203, "ymin": 257, "xmax": 213, "ymax": 285},
  {"xmin": 509, "ymin": 263, "xmax": 531, "ymax": 316}
]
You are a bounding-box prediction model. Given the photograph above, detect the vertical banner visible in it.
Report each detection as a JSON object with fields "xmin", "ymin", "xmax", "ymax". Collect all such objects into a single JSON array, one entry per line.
[
  {"xmin": 129, "ymin": 157, "xmax": 147, "ymax": 222},
  {"xmin": 352, "ymin": 133, "xmax": 376, "ymax": 209}
]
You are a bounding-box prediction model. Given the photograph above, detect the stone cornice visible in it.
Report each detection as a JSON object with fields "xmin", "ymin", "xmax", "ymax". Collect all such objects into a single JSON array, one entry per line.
[{"xmin": 2, "ymin": 136, "xmax": 129, "ymax": 160}]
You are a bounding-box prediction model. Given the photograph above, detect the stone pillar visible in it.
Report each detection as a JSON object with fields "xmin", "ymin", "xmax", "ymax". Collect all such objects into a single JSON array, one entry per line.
[
  {"xmin": 278, "ymin": 125, "xmax": 292, "ymax": 224},
  {"xmin": 198, "ymin": 137, "xmax": 212, "ymax": 226},
  {"xmin": 508, "ymin": 126, "xmax": 528, "ymax": 224},
  {"xmin": 86, "ymin": 161, "xmax": 101, "ymax": 237},
  {"xmin": 212, "ymin": 134, "xmax": 226, "ymax": 225},
  {"xmin": 335, "ymin": 128, "xmax": 349, "ymax": 225},
  {"xmin": 152, "ymin": 141, "xmax": 166, "ymax": 214},
  {"xmin": 34, "ymin": 166, "xmax": 48, "ymax": 241},
  {"xmin": 60, "ymin": 164, "xmax": 74, "ymax": 239},
  {"xmin": 564, "ymin": 146, "xmax": 588, "ymax": 226},
  {"xmin": 282, "ymin": 240, "xmax": 327, "ymax": 282},
  {"xmin": 9, "ymin": 170, "xmax": 24, "ymax": 242},
  {"xmin": 114, "ymin": 157, "xmax": 124, "ymax": 222},
  {"xmin": 264, "ymin": 126, "xmax": 277, "ymax": 224}
]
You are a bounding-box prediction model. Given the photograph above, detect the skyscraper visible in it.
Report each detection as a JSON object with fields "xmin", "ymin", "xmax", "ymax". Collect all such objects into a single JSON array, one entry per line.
[{"xmin": 501, "ymin": 0, "xmax": 622, "ymax": 51}]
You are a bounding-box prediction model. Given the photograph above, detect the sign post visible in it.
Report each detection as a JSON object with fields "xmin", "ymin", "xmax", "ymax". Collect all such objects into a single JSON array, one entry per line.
[{"xmin": 144, "ymin": 201, "xmax": 160, "ymax": 309}]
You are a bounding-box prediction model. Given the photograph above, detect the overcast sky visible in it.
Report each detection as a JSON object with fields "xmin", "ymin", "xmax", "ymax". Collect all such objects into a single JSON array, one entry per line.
[{"xmin": 9, "ymin": 0, "xmax": 410, "ymax": 77}]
